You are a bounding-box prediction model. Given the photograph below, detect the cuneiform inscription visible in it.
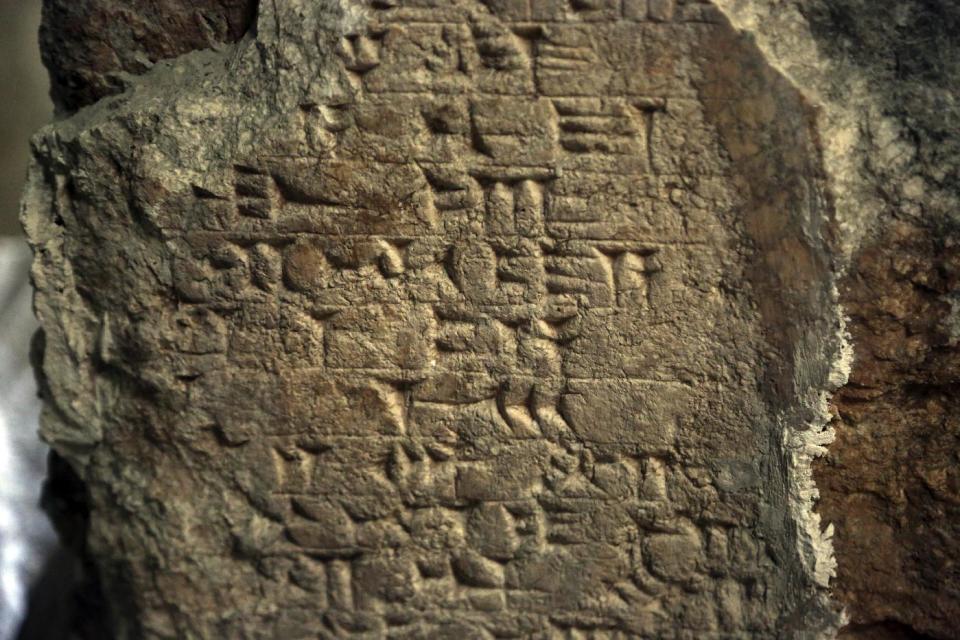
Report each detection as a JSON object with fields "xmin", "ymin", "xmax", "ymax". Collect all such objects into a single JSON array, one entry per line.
[
  {"xmin": 371, "ymin": 0, "xmax": 718, "ymax": 23},
  {"xmin": 146, "ymin": 0, "xmax": 783, "ymax": 635}
]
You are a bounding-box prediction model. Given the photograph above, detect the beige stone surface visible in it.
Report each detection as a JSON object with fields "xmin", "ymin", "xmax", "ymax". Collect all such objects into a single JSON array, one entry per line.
[{"xmin": 24, "ymin": 1, "xmax": 849, "ymax": 637}]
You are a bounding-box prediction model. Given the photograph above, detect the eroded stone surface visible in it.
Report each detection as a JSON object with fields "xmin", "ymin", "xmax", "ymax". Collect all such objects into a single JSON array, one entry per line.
[
  {"xmin": 25, "ymin": 1, "xmax": 842, "ymax": 637},
  {"xmin": 40, "ymin": 0, "xmax": 257, "ymax": 111}
]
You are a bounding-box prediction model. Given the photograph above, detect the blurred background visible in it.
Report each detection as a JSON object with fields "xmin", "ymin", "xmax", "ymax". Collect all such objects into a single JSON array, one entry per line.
[
  {"xmin": 0, "ymin": 0, "xmax": 49, "ymax": 235},
  {"xmin": 0, "ymin": 1, "xmax": 58, "ymax": 639}
]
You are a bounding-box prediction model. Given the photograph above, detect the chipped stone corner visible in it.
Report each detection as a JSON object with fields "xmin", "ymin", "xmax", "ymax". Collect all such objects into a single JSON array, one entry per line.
[{"xmin": 711, "ymin": 0, "xmax": 881, "ymax": 262}]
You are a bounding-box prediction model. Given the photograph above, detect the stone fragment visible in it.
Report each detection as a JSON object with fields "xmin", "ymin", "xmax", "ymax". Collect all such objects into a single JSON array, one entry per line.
[{"xmin": 24, "ymin": 0, "xmax": 848, "ymax": 636}]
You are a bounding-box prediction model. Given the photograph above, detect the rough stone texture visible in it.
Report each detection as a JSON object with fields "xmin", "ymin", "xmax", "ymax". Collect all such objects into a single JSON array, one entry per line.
[
  {"xmin": 25, "ymin": 0, "xmax": 848, "ymax": 637},
  {"xmin": 40, "ymin": 0, "xmax": 256, "ymax": 111},
  {"xmin": 800, "ymin": 2, "xmax": 960, "ymax": 637},
  {"xmin": 821, "ymin": 222, "xmax": 960, "ymax": 640}
]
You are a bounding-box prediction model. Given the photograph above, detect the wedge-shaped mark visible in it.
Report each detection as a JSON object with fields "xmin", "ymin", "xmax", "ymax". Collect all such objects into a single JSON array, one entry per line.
[
  {"xmin": 338, "ymin": 31, "xmax": 385, "ymax": 74},
  {"xmin": 233, "ymin": 166, "xmax": 279, "ymax": 220}
]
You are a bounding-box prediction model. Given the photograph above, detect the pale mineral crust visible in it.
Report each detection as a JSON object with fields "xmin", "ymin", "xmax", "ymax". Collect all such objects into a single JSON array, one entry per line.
[{"xmin": 24, "ymin": 0, "xmax": 857, "ymax": 638}]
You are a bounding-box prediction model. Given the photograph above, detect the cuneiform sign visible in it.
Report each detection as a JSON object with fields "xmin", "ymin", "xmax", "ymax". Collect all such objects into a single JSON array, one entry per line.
[{"xmin": 24, "ymin": 0, "xmax": 842, "ymax": 637}]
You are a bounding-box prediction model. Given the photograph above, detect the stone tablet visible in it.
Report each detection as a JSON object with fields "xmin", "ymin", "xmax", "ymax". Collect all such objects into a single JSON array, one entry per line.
[{"xmin": 24, "ymin": 0, "xmax": 843, "ymax": 636}]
